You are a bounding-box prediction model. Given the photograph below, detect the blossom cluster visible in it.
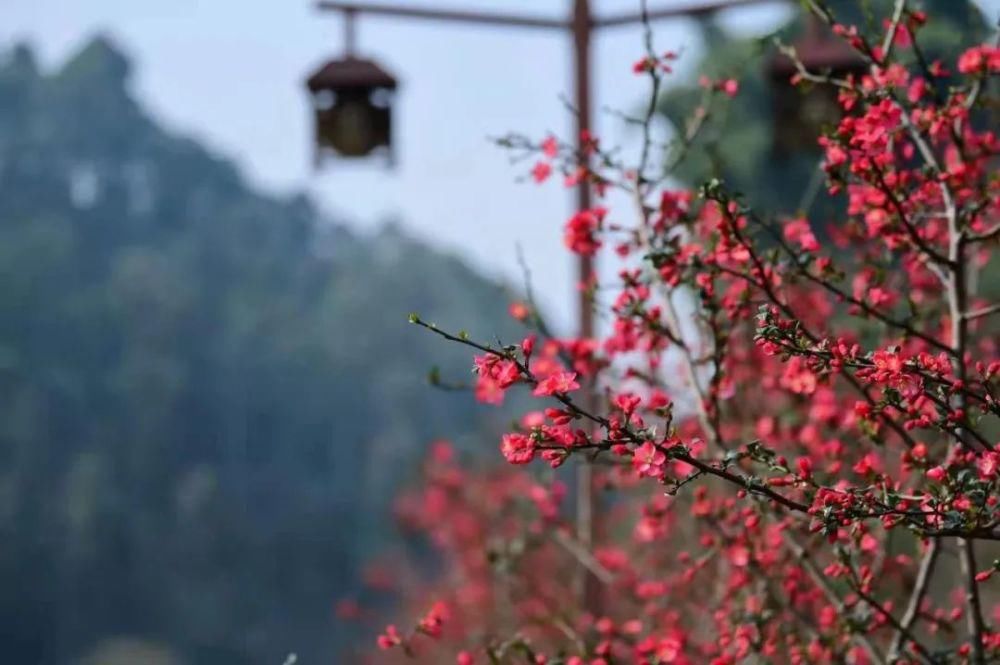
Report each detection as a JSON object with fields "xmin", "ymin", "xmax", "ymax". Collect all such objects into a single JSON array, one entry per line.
[{"xmin": 370, "ymin": 4, "xmax": 1000, "ymax": 664}]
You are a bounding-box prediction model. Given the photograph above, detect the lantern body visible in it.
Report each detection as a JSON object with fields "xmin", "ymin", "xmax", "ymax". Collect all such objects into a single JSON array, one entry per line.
[
  {"xmin": 306, "ymin": 57, "xmax": 397, "ymax": 165},
  {"xmin": 768, "ymin": 18, "xmax": 865, "ymax": 155}
]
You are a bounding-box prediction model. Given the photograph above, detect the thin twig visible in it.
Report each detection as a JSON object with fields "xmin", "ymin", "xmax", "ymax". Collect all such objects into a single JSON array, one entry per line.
[{"xmin": 889, "ymin": 538, "xmax": 940, "ymax": 661}]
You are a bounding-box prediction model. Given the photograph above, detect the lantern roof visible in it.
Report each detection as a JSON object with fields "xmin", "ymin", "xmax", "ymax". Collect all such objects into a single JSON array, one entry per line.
[
  {"xmin": 769, "ymin": 18, "xmax": 865, "ymax": 78},
  {"xmin": 306, "ymin": 56, "xmax": 398, "ymax": 92}
]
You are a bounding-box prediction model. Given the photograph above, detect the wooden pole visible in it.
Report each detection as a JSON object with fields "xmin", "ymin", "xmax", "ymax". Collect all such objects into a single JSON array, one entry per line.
[{"xmin": 571, "ymin": 0, "xmax": 599, "ymax": 613}]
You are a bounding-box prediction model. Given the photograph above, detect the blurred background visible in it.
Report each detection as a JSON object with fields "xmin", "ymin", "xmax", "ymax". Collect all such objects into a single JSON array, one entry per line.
[{"xmin": 0, "ymin": 1, "xmax": 996, "ymax": 663}]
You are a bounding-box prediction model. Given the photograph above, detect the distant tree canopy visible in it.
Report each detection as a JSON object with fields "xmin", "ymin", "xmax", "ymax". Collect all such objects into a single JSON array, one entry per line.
[
  {"xmin": 0, "ymin": 38, "xmax": 522, "ymax": 665},
  {"xmin": 657, "ymin": 0, "xmax": 990, "ymax": 218}
]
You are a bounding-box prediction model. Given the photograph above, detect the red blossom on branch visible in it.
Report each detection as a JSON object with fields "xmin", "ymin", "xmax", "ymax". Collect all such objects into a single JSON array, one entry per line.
[
  {"xmin": 532, "ymin": 371, "xmax": 581, "ymax": 397},
  {"xmin": 382, "ymin": 6, "xmax": 1000, "ymax": 663}
]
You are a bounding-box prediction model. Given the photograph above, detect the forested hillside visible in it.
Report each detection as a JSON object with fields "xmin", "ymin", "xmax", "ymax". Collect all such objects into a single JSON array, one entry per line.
[{"xmin": 0, "ymin": 37, "xmax": 521, "ymax": 665}]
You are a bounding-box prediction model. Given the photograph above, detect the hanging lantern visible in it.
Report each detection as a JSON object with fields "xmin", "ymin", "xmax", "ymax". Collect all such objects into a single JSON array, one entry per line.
[
  {"xmin": 768, "ymin": 15, "xmax": 866, "ymax": 155},
  {"xmin": 306, "ymin": 55, "xmax": 397, "ymax": 165}
]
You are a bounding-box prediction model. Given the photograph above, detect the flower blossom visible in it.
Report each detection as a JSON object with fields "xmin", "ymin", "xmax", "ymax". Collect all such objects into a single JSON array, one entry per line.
[
  {"xmin": 633, "ymin": 441, "xmax": 666, "ymax": 478},
  {"xmin": 533, "ymin": 371, "xmax": 581, "ymax": 397}
]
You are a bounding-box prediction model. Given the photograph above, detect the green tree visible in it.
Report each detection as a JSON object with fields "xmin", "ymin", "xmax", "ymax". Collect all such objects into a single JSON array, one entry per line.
[{"xmin": 0, "ymin": 37, "xmax": 523, "ymax": 665}]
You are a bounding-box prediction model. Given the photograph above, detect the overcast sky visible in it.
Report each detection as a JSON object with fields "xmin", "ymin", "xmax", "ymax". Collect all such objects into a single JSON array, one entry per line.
[{"xmin": 3, "ymin": 0, "xmax": 997, "ymax": 329}]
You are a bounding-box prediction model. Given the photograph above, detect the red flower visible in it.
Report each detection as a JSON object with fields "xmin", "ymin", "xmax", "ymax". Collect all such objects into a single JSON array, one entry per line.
[
  {"xmin": 632, "ymin": 441, "xmax": 666, "ymax": 478},
  {"xmin": 977, "ymin": 452, "xmax": 998, "ymax": 479},
  {"xmin": 563, "ymin": 208, "xmax": 605, "ymax": 256},
  {"xmin": 473, "ymin": 354, "xmax": 521, "ymax": 403},
  {"xmin": 957, "ymin": 45, "xmax": 1000, "ymax": 75},
  {"xmin": 796, "ymin": 456, "xmax": 814, "ymax": 479},
  {"xmin": 720, "ymin": 78, "xmax": 739, "ymax": 97},
  {"xmin": 531, "ymin": 160, "xmax": 552, "ymax": 183},
  {"xmin": 541, "ymin": 135, "xmax": 559, "ymax": 158},
  {"xmin": 500, "ymin": 433, "xmax": 535, "ymax": 464},
  {"xmin": 699, "ymin": 76, "xmax": 739, "ymax": 97},
  {"xmin": 852, "ymin": 452, "xmax": 881, "ymax": 476},
  {"xmin": 417, "ymin": 601, "xmax": 448, "ymax": 638},
  {"xmin": 633, "ymin": 56, "xmax": 655, "ymax": 74},
  {"xmin": 508, "ymin": 301, "xmax": 530, "ymax": 321},
  {"xmin": 521, "ymin": 334, "xmax": 536, "ymax": 358},
  {"xmin": 926, "ymin": 466, "xmax": 947, "ymax": 482},
  {"xmin": 533, "ymin": 371, "xmax": 581, "ymax": 396},
  {"xmin": 613, "ymin": 392, "xmax": 642, "ymax": 415},
  {"xmin": 376, "ymin": 624, "xmax": 402, "ymax": 650},
  {"xmin": 728, "ymin": 545, "xmax": 751, "ymax": 567},
  {"xmin": 783, "ymin": 217, "xmax": 819, "ymax": 252},
  {"xmin": 473, "ymin": 377, "xmax": 502, "ymax": 404}
]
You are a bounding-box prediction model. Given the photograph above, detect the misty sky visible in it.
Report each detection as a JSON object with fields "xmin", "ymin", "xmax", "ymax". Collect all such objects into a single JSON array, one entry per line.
[{"xmin": 4, "ymin": 0, "xmax": 997, "ymax": 329}]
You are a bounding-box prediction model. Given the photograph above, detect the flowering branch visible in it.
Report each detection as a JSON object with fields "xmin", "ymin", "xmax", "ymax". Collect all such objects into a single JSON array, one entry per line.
[{"xmin": 378, "ymin": 5, "xmax": 1000, "ymax": 662}]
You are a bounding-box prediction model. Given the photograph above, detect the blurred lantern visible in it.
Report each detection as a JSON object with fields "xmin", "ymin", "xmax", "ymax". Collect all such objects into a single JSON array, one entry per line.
[
  {"xmin": 768, "ymin": 15, "xmax": 866, "ymax": 155},
  {"xmin": 306, "ymin": 11, "xmax": 397, "ymax": 166}
]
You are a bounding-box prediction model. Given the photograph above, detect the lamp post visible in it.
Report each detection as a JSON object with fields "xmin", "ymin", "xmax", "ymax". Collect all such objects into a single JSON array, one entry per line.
[{"xmin": 308, "ymin": 0, "xmax": 781, "ymax": 607}]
